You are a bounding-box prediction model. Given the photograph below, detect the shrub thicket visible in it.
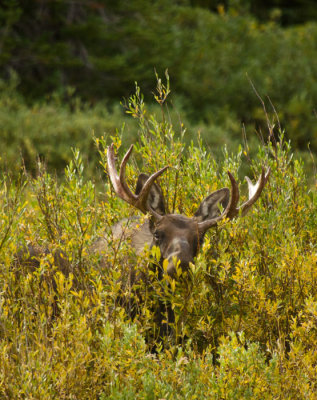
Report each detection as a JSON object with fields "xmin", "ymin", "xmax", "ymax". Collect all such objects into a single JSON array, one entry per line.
[{"xmin": 0, "ymin": 85, "xmax": 316, "ymax": 399}]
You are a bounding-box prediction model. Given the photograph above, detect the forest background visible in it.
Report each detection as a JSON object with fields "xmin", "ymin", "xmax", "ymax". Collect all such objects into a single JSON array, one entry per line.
[{"xmin": 1, "ymin": 0, "xmax": 317, "ymax": 177}]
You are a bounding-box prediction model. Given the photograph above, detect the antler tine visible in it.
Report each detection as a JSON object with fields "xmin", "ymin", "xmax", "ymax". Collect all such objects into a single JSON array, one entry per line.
[
  {"xmin": 107, "ymin": 143, "xmax": 169, "ymax": 214},
  {"xmin": 225, "ymin": 171, "xmax": 240, "ymax": 219},
  {"xmin": 136, "ymin": 166, "xmax": 169, "ymax": 213},
  {"xmin": 118, "ymin": 144, "xmax": 136, "ymax": 200},
  {"xmin": 239, "ymin": 167, "xmax": 271, "ymax": 216},
  {"xmin": 197, "ymin": 171, "xmax": 240, "ymax": 233},
  {"xmin": 107, "ymin": 143, "xmax": 137, "ymax": 205}
]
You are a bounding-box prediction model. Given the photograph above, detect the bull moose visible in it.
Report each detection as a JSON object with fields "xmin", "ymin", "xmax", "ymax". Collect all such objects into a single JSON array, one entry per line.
[
  {"xmin": 107, "ymin": 143, "xmax": 270, "ymax": 277},
  {"xmin": 105, "ymin": 143, "xmax": 270, "ymax": 338}
]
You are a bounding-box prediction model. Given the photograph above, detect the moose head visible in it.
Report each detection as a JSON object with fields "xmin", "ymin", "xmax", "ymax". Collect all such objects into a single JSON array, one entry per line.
[{"xmin": 107, "ymin": 143, "xmax": 270, "ymax": 276}]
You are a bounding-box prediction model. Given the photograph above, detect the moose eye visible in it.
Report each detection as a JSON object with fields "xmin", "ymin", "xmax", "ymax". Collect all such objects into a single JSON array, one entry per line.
[{"xmin": 153, "ymin": 231, "xmax": 164, "ymax": 242}]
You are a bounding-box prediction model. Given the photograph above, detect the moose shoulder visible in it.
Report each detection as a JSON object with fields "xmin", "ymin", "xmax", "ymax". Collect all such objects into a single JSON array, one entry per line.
[{"xmin": 106, "ymin": 144, "xmax": 270, "ymax": 277}]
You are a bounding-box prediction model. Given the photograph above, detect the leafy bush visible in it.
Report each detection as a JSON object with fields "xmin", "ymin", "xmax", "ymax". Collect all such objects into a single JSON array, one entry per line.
[{"xmin": 0, "ymin": 84, "xmax": 316, "ymax": 398}]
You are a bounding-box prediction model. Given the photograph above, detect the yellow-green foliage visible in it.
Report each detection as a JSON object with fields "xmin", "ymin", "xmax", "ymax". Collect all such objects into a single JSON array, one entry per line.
[{"xmin": 0, "ymin": 84, "xmax": 316, "ymax": 399}]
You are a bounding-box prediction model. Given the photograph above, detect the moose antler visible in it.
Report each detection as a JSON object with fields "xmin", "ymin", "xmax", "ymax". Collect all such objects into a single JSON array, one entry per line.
[
  {"xmin": 239, "ymin": 167, "xmax": 271, "ymax": 216},
  {"xmin": 107, "ymin": 143, "xmax": 168, "ymax": 215},
  {"xmin": 108, "ymin": 143, "xmax": 270, "ymax": 231},
  {"xmin": 197, "ymin": 167, "xmax": 271, "ymax": 233}
]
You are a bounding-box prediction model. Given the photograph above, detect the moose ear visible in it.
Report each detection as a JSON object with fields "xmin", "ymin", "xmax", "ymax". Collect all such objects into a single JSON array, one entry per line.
[
  {"xmin": 194, "ymin": 188, "xmax": 230, "ymax": 222},
  {"xmin": 135, "ymin": 173, "xmax": 166, "ymax": 215}
]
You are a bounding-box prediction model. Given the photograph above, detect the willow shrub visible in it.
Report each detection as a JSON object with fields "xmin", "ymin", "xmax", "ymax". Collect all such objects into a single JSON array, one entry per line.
[{"xmin": 0, "ymin": 84, "xmax": 316, "ymax": 399}]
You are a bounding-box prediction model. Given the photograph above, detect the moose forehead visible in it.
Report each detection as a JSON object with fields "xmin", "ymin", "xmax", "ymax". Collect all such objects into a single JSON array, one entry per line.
[{"xmin": 154, "ymin": 214, "xmax": 198, "ymax": 233}]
